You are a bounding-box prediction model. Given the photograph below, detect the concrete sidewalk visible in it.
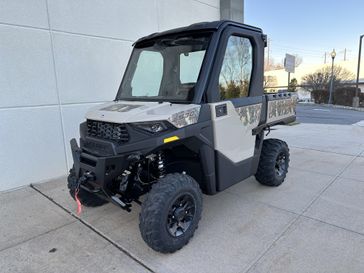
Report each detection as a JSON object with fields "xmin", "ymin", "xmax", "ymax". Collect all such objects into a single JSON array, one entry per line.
[{"xmin": 1, "ymin": 123, "xmax": 364, "ymax": 273}]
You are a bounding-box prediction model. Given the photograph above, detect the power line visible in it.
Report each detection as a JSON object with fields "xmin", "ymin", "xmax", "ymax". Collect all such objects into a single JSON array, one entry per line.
[
  {"xmin": 272, "ymin": 43, "xmax": 324, "ymax": 53},
  {"xmin": 271, "ymin": 46, "xmax": 324, "ymax": 55},
  {"xmin": 269, "ymin": 40, "xmax": 354, "ymax": 64}
]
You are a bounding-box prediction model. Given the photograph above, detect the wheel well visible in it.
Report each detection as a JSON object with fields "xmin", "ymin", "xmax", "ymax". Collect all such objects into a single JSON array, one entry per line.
[{"xmin": 163, "ymin": 145, "xmax": 206, "ymax": 192}]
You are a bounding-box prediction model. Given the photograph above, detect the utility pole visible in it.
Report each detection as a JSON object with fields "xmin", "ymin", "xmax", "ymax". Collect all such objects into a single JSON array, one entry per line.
[
  {"xmin": 267, "ymin": 38, "xmax": 271, "ymax": 67},
  {"xmin": 324, "ymin": 52, "xmax": 327, "ymax": 64},
  {"xmin": 353, "ymin": 35, "xmax": 364, "ymax": 107},
  {"xmin": 288, "ymin": 72, "xmax": 291, "ymax": 89},
  {"xmin": 339, "ymin": 48, "xmax": 348, "ymax": 61}
]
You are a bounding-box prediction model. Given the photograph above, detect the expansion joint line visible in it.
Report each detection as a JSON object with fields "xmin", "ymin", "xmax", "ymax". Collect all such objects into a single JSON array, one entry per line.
[{"xmin": 30, "ymin": 185, "xmax": 155, "ymax": 273}]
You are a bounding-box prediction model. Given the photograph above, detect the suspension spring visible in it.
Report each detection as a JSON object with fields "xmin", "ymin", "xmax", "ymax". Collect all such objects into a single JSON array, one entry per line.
[{"xmin": 157, "ymin": 151, "xmax": 165, "ymax": 178}]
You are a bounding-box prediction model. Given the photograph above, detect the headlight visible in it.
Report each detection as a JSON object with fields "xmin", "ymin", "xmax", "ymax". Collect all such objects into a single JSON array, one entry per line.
[{"xmin": 133, "ymin": 121, "xmax": 172, "ymax": 134}]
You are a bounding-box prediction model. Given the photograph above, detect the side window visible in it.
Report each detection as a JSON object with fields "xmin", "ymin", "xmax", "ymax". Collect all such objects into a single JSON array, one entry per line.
[
  {"xmin": 131, "ymin": 51, "xmax": 163, "ymax": 97},
  {"xmin": 218, "ymin": 36, "xmax": 253, "ymax": 100},
  {"xmin": 180, "ymin": 50, "xmax": 205, "ymax": 84}
]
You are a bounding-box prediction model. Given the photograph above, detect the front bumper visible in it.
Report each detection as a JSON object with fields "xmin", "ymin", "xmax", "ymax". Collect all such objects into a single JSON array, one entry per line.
[{"xmin": 70, "ymin": 138, "xmax": 128, "ymax": 191}]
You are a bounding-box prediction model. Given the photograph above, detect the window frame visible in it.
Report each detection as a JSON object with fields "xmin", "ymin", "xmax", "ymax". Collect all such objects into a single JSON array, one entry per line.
[{"xmin": 205, "ymin": 26, "xmax": 264, "ymax": 103}]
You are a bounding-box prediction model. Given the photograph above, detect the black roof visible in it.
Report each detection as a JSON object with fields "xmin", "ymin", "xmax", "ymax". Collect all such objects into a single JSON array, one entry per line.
[{"xmin": 135, "ymin": 20, "xmax": 262, "ymax": 45}]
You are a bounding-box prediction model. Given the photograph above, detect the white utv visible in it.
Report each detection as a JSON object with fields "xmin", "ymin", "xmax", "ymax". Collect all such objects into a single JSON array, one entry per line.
[{"xmin": 68, "ymin": 20, "xmax": 297, "ymax": 253}]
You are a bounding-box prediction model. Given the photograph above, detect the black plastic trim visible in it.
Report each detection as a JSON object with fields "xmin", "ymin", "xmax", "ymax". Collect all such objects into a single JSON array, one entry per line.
[
  {"xmin": 215, "ymin": 104, "xmax": 227, "ymax": 117},
  {"xmin": 230, "ymin": 96, "xmax": 263, "ymax": 108},
  {"xmin": 215, "ymin": 131, "xmax": 264, "ymax": 191},
  {"xmin": 205, "ymin": 26, "xmax": 265, "ymax": 103},
  {"xmin": 134, "ymin": 20, "xmax": 262, "ymax": 45}
]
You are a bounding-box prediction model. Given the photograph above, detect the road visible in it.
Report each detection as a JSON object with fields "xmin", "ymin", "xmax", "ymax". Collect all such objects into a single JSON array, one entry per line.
[{"xmin": 296, "ymin": 104, "xmax": 364, "ymax": 125}]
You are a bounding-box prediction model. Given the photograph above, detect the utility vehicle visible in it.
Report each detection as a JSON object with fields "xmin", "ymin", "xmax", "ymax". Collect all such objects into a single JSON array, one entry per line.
[{"xmin": 68, "ymin": 20, "xmax": 296, "ymax": 253}]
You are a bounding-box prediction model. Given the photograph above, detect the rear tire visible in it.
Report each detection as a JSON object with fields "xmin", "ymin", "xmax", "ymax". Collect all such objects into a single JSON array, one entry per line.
[
  {"xmin": 139, "ymin": 173, "xmax": 203, "ymax": 253},
  {"xmin": 67, "ymin": 167, "xmax": 108, "ymax": 207},
  {"xmin": 255, "ymin": 138, "xmax": 289, "ymax": 187}
]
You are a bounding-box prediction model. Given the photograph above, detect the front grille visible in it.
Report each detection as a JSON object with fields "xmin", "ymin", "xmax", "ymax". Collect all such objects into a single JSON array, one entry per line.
[{"xmin": 87, "ymin": 120, "xmax": 129, "ymax": 144}]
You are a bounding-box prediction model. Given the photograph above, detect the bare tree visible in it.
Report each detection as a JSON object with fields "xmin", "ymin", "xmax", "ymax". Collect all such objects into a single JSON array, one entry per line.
[
  {"xmin": 265, "ymin": 56, "xmax": 284, "ymax": 71},
  {"xmin": 220, "ymin": 36, "xmax": 252, "ymax": 98},
  {"xmin": 220, "ymin": 38, "xmax": 250, "ymax": 82},
  {"xmin": 301, "ymin": 65, "xmax": 355, "ymax": 91}
]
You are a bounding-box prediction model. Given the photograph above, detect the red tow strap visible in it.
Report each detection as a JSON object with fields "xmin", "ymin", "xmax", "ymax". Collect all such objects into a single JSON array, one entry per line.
[{"xmin": 75, "ymin": 189, "xmax": 82, "ymax": 215}]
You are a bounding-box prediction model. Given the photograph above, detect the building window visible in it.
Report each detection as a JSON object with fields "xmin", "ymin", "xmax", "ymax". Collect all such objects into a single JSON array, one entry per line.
[{"xmin": 219, "ymin": 36, "xmax": 253, "ymax": 100}]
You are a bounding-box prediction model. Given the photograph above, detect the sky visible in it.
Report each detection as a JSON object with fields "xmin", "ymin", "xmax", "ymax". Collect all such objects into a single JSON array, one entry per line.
[{"xmin": 245, "ymin": 0, "xmax": 364, "ymax": 65}]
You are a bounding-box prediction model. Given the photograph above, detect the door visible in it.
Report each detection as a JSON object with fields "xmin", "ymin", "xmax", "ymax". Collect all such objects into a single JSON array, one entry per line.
[{"xmin": 209, "ymin": 34, "xmax": 264, "ymax": 190}]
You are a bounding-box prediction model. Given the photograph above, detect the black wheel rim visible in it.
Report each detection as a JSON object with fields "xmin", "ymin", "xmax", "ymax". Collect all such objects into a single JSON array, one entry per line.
[
  {"xmin": 167, "ymin": 193, "xmax": 196, "ymax": 237},
  {"xmin": 275, "ymin": 152, "xmax": 287, "ymax": 177}
]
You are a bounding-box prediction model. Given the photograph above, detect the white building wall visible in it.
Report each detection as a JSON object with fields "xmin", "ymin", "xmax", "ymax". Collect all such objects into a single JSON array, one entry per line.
[{"xmin": 0, "ymin": 0, "xmax": 220, "ymax": 191}]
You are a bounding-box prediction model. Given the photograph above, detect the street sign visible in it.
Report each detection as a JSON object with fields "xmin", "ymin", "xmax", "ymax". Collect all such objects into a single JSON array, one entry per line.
[{"xmin": 284, "ymin": 54, "xmax": 296, "ymax": 73}]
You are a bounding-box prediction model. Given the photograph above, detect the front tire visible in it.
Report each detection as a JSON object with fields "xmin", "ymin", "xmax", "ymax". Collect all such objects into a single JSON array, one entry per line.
[
  {"xmin": 139, "ymin": 173, "xmax": 203, "ymax": 253},
  {"xmin": 255, "ymin": 138, "xmax": 290, "ymax": 187}
]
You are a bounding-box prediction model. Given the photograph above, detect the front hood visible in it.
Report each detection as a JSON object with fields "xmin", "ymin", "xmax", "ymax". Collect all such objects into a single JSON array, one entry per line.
[{"xmin": 85, "ymin": 100, "xmax": 201, "ymax": 128}]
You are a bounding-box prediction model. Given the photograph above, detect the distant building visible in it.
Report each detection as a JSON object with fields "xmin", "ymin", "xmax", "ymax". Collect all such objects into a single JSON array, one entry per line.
[{"xmin": 264, "ymin": 59, "xmax": 364, "ymax": 101}]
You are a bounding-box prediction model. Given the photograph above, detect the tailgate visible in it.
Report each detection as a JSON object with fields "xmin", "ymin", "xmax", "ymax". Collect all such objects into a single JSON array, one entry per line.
[{"xmin": 265, "ymin": 92, "xmax": 297, "ymax": 125}]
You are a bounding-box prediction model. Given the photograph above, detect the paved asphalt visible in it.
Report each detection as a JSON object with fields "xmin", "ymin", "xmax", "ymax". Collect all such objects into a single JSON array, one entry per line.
[{"xmin": 296, "ymin": 104, "xmax": 364, "ymax": 125}]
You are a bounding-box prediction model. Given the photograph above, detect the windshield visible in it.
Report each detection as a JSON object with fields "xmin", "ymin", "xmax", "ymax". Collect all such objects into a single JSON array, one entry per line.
[{"xmin": 116, "ymin": 33, "xmax": 212, "ymax": 103}]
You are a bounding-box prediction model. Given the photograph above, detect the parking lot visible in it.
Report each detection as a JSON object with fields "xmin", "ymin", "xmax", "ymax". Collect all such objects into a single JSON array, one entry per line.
[
  {"xmin": 1, "ymin": 110, "xmax": 364, "ymax": 273},
  {"xmin": 296, "ymin": 104, "xmax": 364, "ymax": 125}
]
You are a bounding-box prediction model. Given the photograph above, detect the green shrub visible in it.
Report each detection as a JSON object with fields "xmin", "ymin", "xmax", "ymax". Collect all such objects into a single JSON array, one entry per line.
[
  {"xmin": 219, "ymin": 80, "xmax": 249, "ymax": 100},
  {"xmin": 311, "ymin": 89, "xmax": 329, "ymax": 104},
  {"xmin": 288, "ymin": 78, "xmax": 298, "ymax": 92},
  {"xmin": 333, "ymin": 87, "xmax": 363, "ymax": 106},
  {"xmin": 311, "ymin": 87, "xmax": 363, "ymax": 107}
]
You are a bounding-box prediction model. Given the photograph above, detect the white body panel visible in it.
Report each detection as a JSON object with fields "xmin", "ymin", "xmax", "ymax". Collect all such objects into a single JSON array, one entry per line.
[
  {"xmin": 85, "ymin": 100, "xmax": 201, "ymax": 128},
  {"xmin": 210, "ymin": 101, "xmax": 261, "ymax": 163},
  {"xmin": 267, "ymin": 96, "xmax": 296, "ymax": 124}
]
